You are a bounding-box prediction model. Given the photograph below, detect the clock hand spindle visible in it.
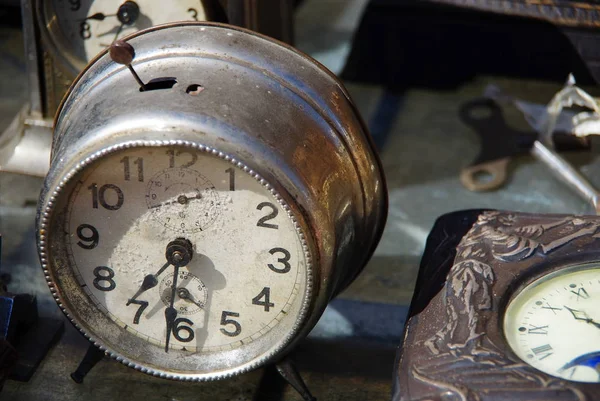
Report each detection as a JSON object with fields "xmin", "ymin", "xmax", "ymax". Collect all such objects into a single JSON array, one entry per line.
[
  {"xmin": 110, "ymin": 1, "xmax": 140, "ymax": 43},
  {"xmin": 117, "ymin": 1, "xmax": 140, "ymax": 25},
  {"xmin": 583, "ymin": 316, "xmax": 600, "ymax": 329},
  {"xmin": 177, "ymin": 287, "xmax": 204, "ymax": 308}
]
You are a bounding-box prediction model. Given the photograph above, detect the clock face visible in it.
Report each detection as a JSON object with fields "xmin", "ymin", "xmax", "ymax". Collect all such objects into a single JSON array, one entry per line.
[
  {"xmin": 63, "ymin": 145, "xmax": 309, "ymax": 355},
  {"xmin": 504, "ymin": 265, "xmax": 600, "ymax": 383},
  {"xmin": 43, "ymin": 0, "xmax": 206, "ymax": 70}
]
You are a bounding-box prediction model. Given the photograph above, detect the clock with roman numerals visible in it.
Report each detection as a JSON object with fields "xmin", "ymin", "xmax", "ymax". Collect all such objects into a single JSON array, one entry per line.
[
  {"xmin": 394, "ymin": 210, "xmax": 600, "ymax": 401},
  {"xmin": 504, "ymin": 264, "xmax": 600, "ymax": 383},
  {"xmin": 36, "ymin": 23, "xmax": 386, "ymax": 382}
]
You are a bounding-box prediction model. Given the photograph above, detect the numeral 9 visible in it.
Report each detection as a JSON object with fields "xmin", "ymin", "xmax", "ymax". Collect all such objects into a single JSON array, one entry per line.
[{"xmin": 76, "ymin": 224, "xmax": 99, "ymax": 249}]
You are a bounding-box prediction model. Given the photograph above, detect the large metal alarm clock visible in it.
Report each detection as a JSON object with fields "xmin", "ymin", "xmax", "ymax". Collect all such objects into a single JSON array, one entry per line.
[
  {"xmin": 394, "ymin": 210, "xmax": 599, "ymax": 401},
  {"xmin": 36, "ymin": 22, "xmax": 386, "ymax": 381}
]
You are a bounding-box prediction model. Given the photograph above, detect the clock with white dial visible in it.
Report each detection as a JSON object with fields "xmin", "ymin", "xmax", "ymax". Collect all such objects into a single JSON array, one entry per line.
[
  {"xmin": 36, "ymin": 23, "xmax": 387, "ymax": 381},
  {"xmin": 504, "ymin": 265, "xmax": 600, "ymax": 383},
  {"xmin": 38, "ymin": 0, "xmax": 208, "ymax": 73}
]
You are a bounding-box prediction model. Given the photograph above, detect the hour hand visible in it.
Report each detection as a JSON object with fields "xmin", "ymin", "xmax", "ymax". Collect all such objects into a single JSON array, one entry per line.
[
  {"xmin": 564, "ymin": 305, "xmax": 589, "ymax": 321},
  {"xmin": 126, "ymin": 274, "xmax": 158, "ymax": 305},
  {"xmin": 564, "ymin": 305, "xmax": 600, "ymax": 329},
  {"xmin": 82, "ymin": 12, "xmax": 116, "ymax": 21},
  {"xmin": 126, "ymin": 261, "xmax": 170, "ymax": 304}
]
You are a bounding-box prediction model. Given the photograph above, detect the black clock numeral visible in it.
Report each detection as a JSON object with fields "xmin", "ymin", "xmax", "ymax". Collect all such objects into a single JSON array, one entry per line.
[
  {"xmin": 89, "ymin": 183, "xmax": 124, "ymax": 210},
  {"xmin": 268, "ymin": 247, "xmax": 291, "ymax": 274},
  {"xmin": 173, "ymin": 318, "xmax": 195, "ymax": 342},
  {"xmin": 220, "ymin": 311, "xmax": 241, "ymax": 337},
  {"xmin": 166, "ymin": 149, "xmax": 197, "ymax": 168},
  {"xmin": 76, "ymin": 224, "xmax": 99, "ymax": 249},
  {"xmin": 79, "ymin": 21, "xmax": 91, "ymax": 39},
  {"xmin": 120, "ymin": 156, "xmax": 144, "ymax": 182},
  {"xmin": 188, "ymin": 7, "xmax": 199, "ymax": 20},
  {"xmin": 128, "ymin": 299, "xmax": 148, "ymax": 324},
  {"xmin": 252, "ymin": 287, "xmax": 275, "ymax": 312},
  {"xmin": 256, "ymin": 202, "xmax": 278, "ymax": 229},
  {"xmin": 69, "ymin": 0, "xmax": 81, "ymax": 11},
  {"xmin": 531, "ymin": 344, "xmax": 553, "ymax": 360},
  {"xmin": 571, "ymin": 287, "xmax": 590, "ymax": 300},
  {"xmin": 93, "ymin": 266, "xmax": 116, "ymax": 292},
  {"xmin": 225, "ymin": 167, "xmax": 235, "ymax": 191},
  {"xmin": 541, "ymin": 303, "xmax": 561, "ymax": 314},
  {"xmin": 528, "ymin": 325, "xmax": 548, "ymax": 335}
]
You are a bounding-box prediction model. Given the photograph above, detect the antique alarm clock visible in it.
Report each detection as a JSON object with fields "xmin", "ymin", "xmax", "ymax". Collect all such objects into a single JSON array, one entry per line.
[
  {"xmin": 394, "ymin": 210, "xmax": 599, "ymax": 401},
  {"xmin": 36, "ymin": 22, "xmax": 386, "ymax": 386},
  {"xmin": 1, "ymin": 1, "xmax": 293, "ymax": 177}
]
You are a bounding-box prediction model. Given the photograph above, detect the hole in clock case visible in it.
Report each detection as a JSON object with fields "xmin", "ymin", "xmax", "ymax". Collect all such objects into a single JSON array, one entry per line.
[
  {"xmin": 139, "ymin": 77, "xmax": 178, "ymax": 92},
  {"xmin": 186, "ymin": 84, "xmax": 204, "ymax": 96}
]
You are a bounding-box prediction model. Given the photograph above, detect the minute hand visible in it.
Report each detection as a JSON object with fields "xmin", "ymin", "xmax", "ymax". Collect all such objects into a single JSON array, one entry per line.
[{"xmin": 164, "ymin": 264, "xmax": 180, "ymax": 353}]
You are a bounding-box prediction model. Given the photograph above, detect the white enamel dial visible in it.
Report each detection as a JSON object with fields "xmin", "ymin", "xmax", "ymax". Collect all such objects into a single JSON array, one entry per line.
[
  {"xmin": 504, "ymin": 265, "xmax": 600, "ymax": 383},
  {"xmin": 46, "ymin": 0, "xmax": 206, "ymax": 66},
  {"xmin": 65, "ymin": 146, "xmax": 308, "ymax": 354}
]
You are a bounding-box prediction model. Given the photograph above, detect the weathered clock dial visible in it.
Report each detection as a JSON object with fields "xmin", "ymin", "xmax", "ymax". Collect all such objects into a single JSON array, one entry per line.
[{"xmin": 65, "ymin": 146, "xmax": 308, "ymax": 354}]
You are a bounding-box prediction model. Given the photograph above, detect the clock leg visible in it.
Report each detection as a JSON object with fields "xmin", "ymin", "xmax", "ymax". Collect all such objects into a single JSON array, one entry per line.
[
  {"xmin": 275, "ymin": 358, "xmax": 316, "ymax": 401},
  {"xmin": 70, "ymin": 344, "xmax": 105, "ymax": 384}
]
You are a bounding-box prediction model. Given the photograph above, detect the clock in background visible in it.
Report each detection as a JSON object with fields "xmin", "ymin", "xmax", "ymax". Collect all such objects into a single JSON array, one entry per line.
[{"xmin": 1, "ymin": 0, "xmax": 295, "ymax": 177}]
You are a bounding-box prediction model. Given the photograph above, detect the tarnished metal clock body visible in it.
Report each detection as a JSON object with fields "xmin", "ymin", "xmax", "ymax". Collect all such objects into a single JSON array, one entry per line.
[{"xmin": 37, "ymin": 22, "xmax": 386, "ymax": 380}]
